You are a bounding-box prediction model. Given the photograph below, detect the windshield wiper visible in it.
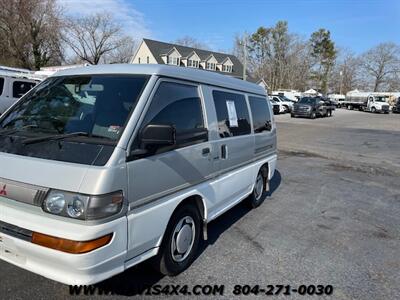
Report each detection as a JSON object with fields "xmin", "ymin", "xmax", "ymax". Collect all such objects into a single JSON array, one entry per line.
[
  {"xmin": 0, "ymin": 124, "xmax": 39, "ymax": 136},
  {"xmin": 23, "ymin": 132, "xmax": 112, "ymax": 145}
]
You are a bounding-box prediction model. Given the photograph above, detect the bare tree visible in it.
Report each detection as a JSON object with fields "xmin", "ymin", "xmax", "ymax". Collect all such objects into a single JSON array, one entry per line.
[
  {"xmin": 63, "ymin": 13, "xmax": 131, "ymax": 65},
  {"xmin": 106, "ymin": 36, "xmax": 137, "ymax": 63},
  {"xmin": 330, "ymin": 49, "xmax": 361, "ymax": 94},
  {"xmin": 174, "ymin": 36, "xmax": 209, "ymax": 50},
  {"xmin": 360, "ymin": 42, "xmax": 400, "ymax": 92},
  {"xmin": 0, "ymin": 0, "xmax": 63, "ymax": 69}
]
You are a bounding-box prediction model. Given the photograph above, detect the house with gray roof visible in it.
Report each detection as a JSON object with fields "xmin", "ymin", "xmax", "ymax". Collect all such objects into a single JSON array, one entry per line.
[{"xmin": 131, "ymin": 38, "xmax": 245, "ymax": 80}]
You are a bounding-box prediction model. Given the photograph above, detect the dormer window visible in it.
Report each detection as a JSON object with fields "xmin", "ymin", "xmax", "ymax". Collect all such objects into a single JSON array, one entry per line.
[
  {"xmin": 188, "ymin": 59, "xmax": 199, "ymax": 68},
  {"xmin": 221, "ymin": 57, "xmax": 234, "ymax": 73},
  {"xmin": 222, "ymin": 65, "xmax": 232, "ymax": 72},
  {"xmin": 206, "ymin": 62, "xmax": 216, "ymax": 70},
  {"xmin": 168, "ymin": 56, "xmax": 180, "ymax": 65},
  {"xmin": 164, "ymin": 48, "xmax": 182, "ymax": 66}
]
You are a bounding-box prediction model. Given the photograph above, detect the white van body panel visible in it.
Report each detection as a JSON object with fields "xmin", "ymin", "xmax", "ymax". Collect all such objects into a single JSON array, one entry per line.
[
  {"xmin": 127, "ymin": 154, "xmax": 276, "ymax": 260},
  {"xmin": 0, "ymin": 65, "xmax": 277, "ymax": 285},
  {"xmin": 0, "ymin": 71, "xmax": 39, "ymax": 114}
]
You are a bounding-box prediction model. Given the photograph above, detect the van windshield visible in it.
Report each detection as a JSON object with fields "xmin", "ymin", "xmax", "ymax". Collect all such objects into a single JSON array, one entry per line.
[
  {"xmin": 374, "ymin": 97, "xmax": 387, "ymax": 102},
  {"xmin": 0, "ymin": 75, "xmax": 148, "ymax": 142}
]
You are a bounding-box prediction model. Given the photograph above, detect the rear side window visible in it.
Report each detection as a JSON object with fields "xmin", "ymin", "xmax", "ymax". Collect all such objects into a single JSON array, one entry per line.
[
  {"xmin": 212, "ymin": 90, "xmax": 251, "ymax": 138},
  {"xmin": 134, "ymin": 81, "xmax": 207, "ymax": 155},
  {"xmin": 13, "ymin": 81, "xmax": 36, "ymax": 98},
  {"xmin": 0, "ymin": 77, "xmax": 4, "ymax": 96},
  {"xmin": 249, "ymin": 96, "xmax": 272, "ymax": 133}
]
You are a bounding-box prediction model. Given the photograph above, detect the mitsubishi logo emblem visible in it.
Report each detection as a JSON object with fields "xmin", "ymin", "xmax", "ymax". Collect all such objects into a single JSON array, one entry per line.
[{"xmin": 0, "ymin": 184, "xmax": 6, "ymax": 196}]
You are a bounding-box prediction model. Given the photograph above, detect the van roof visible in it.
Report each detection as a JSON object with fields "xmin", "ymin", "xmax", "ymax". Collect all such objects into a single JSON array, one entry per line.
[
  {"xmin": 52, "ymin": 64, "xmax": 266, "ymax": 96},
  {"xmin": 0, "ymin": 70, "xmax": 42, "ymax": 81}
]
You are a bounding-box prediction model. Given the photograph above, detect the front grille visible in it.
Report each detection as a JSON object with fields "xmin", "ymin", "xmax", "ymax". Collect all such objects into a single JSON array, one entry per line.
[
  {"xmin": 0, "ymin": 177, "xmax": 48, "ymax": 206},
  {"xmin": 0, "ymin": 220, "xmax": 32, "ymax": 242},
  {"xmin": 294, "ymin": 106, "xmax": 310, "ymax": 113}
]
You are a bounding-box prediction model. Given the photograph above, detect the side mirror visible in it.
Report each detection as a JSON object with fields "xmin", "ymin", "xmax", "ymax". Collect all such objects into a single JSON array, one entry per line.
[
  {"xmin": 127, "ymin": 124, "xmax": 176, "ymax": 160},
  {"xmin": 141, "ymin": 124, "xmax": 176, "ymax": 146}
]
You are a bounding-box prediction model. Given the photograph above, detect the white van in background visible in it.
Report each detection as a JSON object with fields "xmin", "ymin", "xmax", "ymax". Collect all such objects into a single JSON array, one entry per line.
[
  {"xmin": 0, "ymin": 69, "xmax": 41, "ymax": 114},
  {"xmin": 272, "ymin": 90, "xmax": 301, "ymax": 102}
]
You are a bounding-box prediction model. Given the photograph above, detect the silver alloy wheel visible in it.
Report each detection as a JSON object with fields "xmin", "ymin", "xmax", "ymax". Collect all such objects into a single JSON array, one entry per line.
[
  {"xmin": 171, "ymin": 216, "xmax": 196, "ymax": 262},
  {"xmin": 254, "ymin": 173, "xmax": 264, "ymax": 201}
]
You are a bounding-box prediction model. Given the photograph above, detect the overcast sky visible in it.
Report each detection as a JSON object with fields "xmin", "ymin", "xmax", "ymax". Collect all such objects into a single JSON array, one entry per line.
[{"xmin": 62, "ymin": 0, "xmax": 400, "ymax": 53}]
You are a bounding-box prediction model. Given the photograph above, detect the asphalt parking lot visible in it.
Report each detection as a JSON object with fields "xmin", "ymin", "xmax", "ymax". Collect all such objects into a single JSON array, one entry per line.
[{"xmin": 1, "ymin": 109, "xmax": 399, "ymax": 299}]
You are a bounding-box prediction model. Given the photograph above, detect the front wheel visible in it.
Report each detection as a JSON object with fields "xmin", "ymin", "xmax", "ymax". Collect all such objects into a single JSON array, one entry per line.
[
  {"xmin": 310, "ymin": 111, "xmax": 316, "ymax": 119},
  {"xmin": 154, "ymin": 204, "xmax": 201, "ymax": 276},
  {"xmin": 247, "ymin": 171, "xmax": 268, "ymax": 208},
  {"xmin": 371, "ymin": 107, "xmax": 376, "ymax": 113}
]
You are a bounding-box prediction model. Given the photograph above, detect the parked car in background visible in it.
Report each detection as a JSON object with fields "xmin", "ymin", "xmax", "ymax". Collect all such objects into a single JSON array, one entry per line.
[
  {"xmin": 392, "ymin": 97, "xmax": 400, "ymax": 113},
  {"xmin": 269, "ymin": 97, "xmax": 281, "ymax": 115},
  {"xmin": 273, "ymin": 94, "xmax": 295, "ymax": 110},
  {"xmin": 291, "ymin": 97, "xmax": 331, "ymax": 119},
  {"xmin": 322, "ymin": 98, "xmax": 336, "ymax": 116},
  {"xmin": 272, "ymin": 90, "xmax": 301, "ymax": 102},
  {"xmin": 0, "ymin": 64, "xmax": 277, "ymax": 285},
  {"xmin": 270, "ymin": 95, "xmax": 291, "ymax": 113},
  {"xmin": 0, "ymin": 69, "xmax": 41, "ymax": 114},
  {"xmin": 327, "ymin": 94, "xmax": 345, "ymax": 107}
]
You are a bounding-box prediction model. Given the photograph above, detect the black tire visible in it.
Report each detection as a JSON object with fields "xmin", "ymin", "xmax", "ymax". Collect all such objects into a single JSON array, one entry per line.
[
  {"xmin": 371, "ymin": 107, "xmax": 376, "ymax": 113},
  {"xmin": 154, "ymin": 204, "xmax": 201, "ymax": 276},
  {"xmin": 247, "ymin": 170, "xmax": 268, "ymax": 208},
  {"xmin": 310, "ymin": 111, "xmax": 316, "ymax": 119},
  {"xmin": 291, "ymin": 113, "xmax": 295, "ymax": 118}
]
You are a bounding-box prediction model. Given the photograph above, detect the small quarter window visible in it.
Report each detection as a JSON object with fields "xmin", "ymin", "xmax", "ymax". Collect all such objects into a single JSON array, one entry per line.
[
  {"xmin": 12, "ymin": 81, "xmax": 36, "ymax": 98},
  {"xmin": 249, "ymin": 96, "xmax": 272, "ymax": 133},
  {"xmin": 212, "ymin": 90, "xmax": 251, "ymax": 138}
]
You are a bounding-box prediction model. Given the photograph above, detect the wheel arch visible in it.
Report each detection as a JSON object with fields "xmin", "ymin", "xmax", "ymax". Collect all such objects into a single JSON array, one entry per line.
[{"xmin": 161, "ymin": 193, "xmax": 208, "ymax": 242}]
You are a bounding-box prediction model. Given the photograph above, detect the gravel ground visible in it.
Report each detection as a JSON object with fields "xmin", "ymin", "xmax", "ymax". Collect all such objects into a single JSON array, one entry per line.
[{"xmin": 1, "ymin": 108, "xmax": 399, "ymax": 299}]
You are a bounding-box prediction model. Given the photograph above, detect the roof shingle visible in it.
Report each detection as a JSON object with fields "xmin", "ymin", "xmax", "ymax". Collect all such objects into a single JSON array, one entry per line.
[{"xmin": 142, "ymin": 38, "xmax": 245, "ymax": 79}]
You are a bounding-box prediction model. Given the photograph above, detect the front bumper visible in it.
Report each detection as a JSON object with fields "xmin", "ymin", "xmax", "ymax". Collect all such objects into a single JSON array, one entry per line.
[
  {"xmin": 0, "ymin": 197, "xmax": 127, "ymax": 285},
  {"xmin": 292, "ymin": 109, "xmax": 312, "ymax": 117}
]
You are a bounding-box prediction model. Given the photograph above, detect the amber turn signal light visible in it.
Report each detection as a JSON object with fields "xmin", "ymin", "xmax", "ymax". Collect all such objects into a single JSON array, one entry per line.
[{"xmin": 31, "ymin": 232, "xmax": 112, "ymax": 254}]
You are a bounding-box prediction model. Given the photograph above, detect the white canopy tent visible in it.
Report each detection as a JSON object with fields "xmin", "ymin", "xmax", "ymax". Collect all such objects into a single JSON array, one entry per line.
[{"xmin": 303, "ymin": 89, "xmax": 322, "ymax": 96}]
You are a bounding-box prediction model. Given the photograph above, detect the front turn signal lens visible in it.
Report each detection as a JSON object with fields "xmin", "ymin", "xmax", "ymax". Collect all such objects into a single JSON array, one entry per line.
[{"xmin": 31, "ymin": 232, "xmax": 112, "ymax": 254}]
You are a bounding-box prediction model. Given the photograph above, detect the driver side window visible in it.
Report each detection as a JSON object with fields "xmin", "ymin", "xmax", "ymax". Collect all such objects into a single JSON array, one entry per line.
[{"xmin": 133, "ymin": 81, "xmax": 207, "ymax": 156}]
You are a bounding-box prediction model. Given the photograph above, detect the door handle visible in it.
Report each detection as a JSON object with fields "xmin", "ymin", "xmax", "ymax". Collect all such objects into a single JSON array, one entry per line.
[
  {"xmin": 202, "ymin": 147, "xmax": 210, "ymax": 155},
  {"xmin": 221, "ymin": 144, "xmax": 228, "ymax": 159}
]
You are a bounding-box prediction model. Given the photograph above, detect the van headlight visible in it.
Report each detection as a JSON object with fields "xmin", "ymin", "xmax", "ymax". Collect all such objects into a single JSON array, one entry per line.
[{"xmin": 43, "ymin": 190, "xmax": 124, "ymax": 220}]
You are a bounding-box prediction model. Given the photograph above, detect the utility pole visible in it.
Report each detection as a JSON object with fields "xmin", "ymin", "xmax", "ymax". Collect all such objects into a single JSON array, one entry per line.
[
  {"xmin": 240, "ymin": 35, "xmax": 247, "ymax": 81},
  {"xmin": 339, "ymin": 70, "xmax": 343, "ymax": 95}
]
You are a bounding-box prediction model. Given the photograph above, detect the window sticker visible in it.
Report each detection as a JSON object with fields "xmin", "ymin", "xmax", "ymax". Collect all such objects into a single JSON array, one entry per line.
[
  {"xmin": 226, "ymin": 100, "xmax": 238, "ymax": 127},
  {"xmin": 108, "ymin": 125, "xmax": 121, "ymax": 134}
]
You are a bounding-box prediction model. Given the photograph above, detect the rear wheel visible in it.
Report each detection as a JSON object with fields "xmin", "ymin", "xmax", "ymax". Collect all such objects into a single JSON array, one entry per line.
[
  {"xmin": 247, "ymin": 171, "xmax": 268, "ymax": 208},
  {"xmin": 154, "ymin": 204, "xmax": 201, "ymax": 276}
]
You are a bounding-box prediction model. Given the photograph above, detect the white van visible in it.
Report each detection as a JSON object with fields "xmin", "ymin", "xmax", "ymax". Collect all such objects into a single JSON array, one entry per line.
[
  {"xmin": 0, "ymin": 70, "xmax": 40, "ymax": 114},
  {"xmin": 0, "ymin": 64, "xmax": 277, "ymax": 285}
]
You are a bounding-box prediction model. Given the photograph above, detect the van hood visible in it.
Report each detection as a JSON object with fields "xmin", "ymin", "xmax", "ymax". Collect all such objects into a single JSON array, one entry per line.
[
  {"xmin": 0, "ymin": 135, "xmax": 116, "ymax": 191},
  {"xmin": 0, "ymin": 151, "xmax": 88, "ymax": 192}
]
